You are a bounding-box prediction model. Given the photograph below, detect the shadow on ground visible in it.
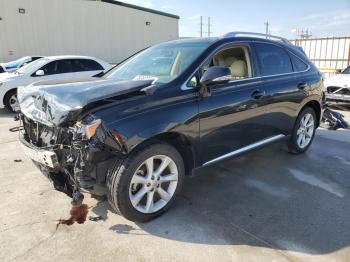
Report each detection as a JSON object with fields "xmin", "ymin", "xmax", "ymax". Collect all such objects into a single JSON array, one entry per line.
[
  {"xmin": 4, "ymin": 107, "xmax": 350, "ymax": 256},
  {"xmin": 0, "ymin": 109, "xmax": 13, "ymax": 118},
  {"xmin": 100, "ymin": 129, "xmax": 350, "ymax": 255}
]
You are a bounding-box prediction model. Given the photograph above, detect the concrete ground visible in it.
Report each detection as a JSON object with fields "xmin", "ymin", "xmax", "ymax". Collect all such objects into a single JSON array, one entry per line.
[{"xmin": 0, "ymin": 109, "xmax": 350, "ymax": 262}]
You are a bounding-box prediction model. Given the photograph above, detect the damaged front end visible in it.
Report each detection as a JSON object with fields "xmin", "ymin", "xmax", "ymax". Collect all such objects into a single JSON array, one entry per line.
[
  {"xmin": 17, "ymin": 78, "xmax": 152, "ymax": 204},
  {"xmin": 325, "ymin": 85, "xmax": 350, "ymax": 105},
  {"xmin": 19, "ymin": 113, "xmax": 124, "ymax": 205},
  {"xmin": 16, "ymin": 78, "xmax": 154, "ymax": 204}
]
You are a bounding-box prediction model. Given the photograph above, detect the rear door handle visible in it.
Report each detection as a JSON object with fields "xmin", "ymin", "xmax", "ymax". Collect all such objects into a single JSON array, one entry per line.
[
  {"xmin": 251, "ymin": 90, "xmax": 266, "ymax": 100},
  {"xmin": 298, "ymin": 82, "xmax": 307, "ymax": 90}
]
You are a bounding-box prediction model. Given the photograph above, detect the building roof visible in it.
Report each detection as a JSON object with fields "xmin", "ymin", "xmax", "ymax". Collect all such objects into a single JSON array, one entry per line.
[{"xmin": 101, "ymin": 0, "xmax": 180, "ymax": 19}]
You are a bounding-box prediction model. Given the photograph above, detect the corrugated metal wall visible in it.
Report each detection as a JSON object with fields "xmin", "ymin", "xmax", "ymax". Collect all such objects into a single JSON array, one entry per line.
[
  {"xmin": 0, "ymin": 0, "xmax": 179, "ymax": 63},
  {"xmin": 291, "ymin": 37, "xmax": 350, "ymax": 76}
]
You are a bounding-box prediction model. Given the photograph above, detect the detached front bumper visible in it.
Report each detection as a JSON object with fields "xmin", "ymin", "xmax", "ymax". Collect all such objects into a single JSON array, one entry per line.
[{"xmin": 19, "ymin": 131, "xmax": 59, "ymax": 168}]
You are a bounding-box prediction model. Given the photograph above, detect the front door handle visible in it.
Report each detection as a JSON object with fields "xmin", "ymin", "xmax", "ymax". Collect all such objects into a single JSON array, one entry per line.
[
  {"xmin": 251, "ymin": 90, "xmax": 265, "ymax": 100},
  {"xmin": 298, "ymin": 82, "xmax": 307, "ymax": 90}
]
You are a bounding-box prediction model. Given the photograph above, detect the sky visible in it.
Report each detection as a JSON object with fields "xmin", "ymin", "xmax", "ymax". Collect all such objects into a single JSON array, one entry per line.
[{"xmin": 120, "ymin": 0, "xmax": 350, "ymax": 39}]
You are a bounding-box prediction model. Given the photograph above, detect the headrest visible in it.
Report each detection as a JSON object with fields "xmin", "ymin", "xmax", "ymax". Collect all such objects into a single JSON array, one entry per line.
[
  {"xmin": 230, "ymin": 60, "xmax": 247, "ymax": 77},
  {"xmin": 224, "ymin": 57, "xmax": 237, "ymax": 67}
]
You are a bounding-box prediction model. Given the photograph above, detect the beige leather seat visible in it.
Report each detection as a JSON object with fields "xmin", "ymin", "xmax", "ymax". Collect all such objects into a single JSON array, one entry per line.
[
  {"xmin": 224, "ymin": 57, "xmax": 237, "ymax": 67},
  {"xmin": 229, "ymin": 60, "xmax": 247, "ymax": 78}
]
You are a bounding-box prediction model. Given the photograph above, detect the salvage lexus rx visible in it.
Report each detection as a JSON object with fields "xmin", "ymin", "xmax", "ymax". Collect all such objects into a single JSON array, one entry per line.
[{"xmin": 17, "ymin": 32, "xmax": 323, "ymax": 222}]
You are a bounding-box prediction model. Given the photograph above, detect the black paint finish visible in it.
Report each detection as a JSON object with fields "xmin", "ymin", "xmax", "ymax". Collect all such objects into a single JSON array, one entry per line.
[
  {"xmin": 22, "ymin": 36, "xmax": 324, "ymax": 173},
  {"xmin": 90, "ymin": 37, "xmax": 323, "ymax": 168}
]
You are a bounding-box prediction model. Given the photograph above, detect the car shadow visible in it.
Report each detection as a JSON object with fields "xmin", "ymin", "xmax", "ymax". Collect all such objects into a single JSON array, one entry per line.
[
  {"xmin": 103, "ymin": 130, "xmax": 350, "ymax": 255},
  {"xmin": 0, "ymin": 108, "xmax": 14, "ymax": 118}
]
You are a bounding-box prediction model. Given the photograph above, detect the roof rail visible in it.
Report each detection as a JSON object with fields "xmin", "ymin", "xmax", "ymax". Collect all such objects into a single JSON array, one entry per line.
[{"xmin": 223, "ymin": 32, "xmax": 291, "ymax": 44}]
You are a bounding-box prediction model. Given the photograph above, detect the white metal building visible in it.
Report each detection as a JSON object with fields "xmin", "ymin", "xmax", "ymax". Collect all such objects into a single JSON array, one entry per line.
[{"xmin": 0, "ymin": 0, "xmax": 179, "ymax": 63}]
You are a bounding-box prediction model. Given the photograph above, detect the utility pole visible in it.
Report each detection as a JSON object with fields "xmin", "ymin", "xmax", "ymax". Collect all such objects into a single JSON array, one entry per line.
[
  {"xmin": 199, "ymin": 16, "xmax": 212, "ymax": 37},
  {"xmin": 264, "ymin": 21, "xmax": 269, "ymax": 38},
  {"xmin": 299, "ymin": 28, "xmax": 312, "ymax": 39},
  {"xmin": 208, "ymin": 17, "xmax": 212, "ymax": 37}
]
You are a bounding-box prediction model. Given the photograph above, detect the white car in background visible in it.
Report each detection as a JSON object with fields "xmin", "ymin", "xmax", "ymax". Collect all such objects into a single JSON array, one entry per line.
[
  {"xmin": 0, "ymin": 56, "xmax": 43, "ymax": 73},
  {"xmin": 324, "ymin": 66, "xmax": 350, "ymax": 105},
  {"xmin": 0, "ymin": 56, "xmax": 111, "ymax": 111}
]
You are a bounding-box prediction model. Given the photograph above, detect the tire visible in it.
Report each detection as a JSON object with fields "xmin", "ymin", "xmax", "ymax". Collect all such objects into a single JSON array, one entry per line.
[
  {"xmin": 4, "ymin": 89, "xmax": 18, "ymax": 112},
  {"xmin": 107, "ymin": 141, "xmax": 185, "ymax": 222},
  {"xmin": 288, "ymin": 107, "xmax": 317, "ymax": 154}
]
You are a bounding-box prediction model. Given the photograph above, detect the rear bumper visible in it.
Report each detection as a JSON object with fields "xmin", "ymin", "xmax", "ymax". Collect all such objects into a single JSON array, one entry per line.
[{"xmin": 19, "ymin": 131, "xmax": 59, "ymax": 169}]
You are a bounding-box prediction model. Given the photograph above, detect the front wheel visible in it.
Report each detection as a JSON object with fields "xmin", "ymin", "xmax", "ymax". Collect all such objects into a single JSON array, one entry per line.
[
  {"xmin": 4, "ymin": 89, "xmax": 19, "ymax": 112},
  {"xmin": 107, "ymin": 141, "xmax": 185, "ymax": 222},
  {"xmin": 288, "ymin": 107, "xmax": 317, "ymax": 154}
]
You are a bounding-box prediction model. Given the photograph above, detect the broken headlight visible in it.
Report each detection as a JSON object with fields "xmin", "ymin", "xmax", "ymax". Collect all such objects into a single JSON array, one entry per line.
[{"xmin": 73, "ymin": 119, "xmax": 102, "ymax": 140}]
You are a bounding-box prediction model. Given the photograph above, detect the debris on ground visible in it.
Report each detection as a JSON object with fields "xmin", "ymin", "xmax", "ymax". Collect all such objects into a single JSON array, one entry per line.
[
  {"xmin": 56, "ymin": 204, "xmax": 89, "ymax": 228},
  {"xmin": 9, "ymin": 126, "xmax": 23, "ymax": 132},
  {"xmin": 13, "ymin": 159, "xmax": 22, "ymax": 163},
  {"xmin": 321, "ymin": 107, "xmax": 349, "ymax": 130},
  {"xmin": 88, "ymin": 215, "xmax": 103, "ymax": 222}
]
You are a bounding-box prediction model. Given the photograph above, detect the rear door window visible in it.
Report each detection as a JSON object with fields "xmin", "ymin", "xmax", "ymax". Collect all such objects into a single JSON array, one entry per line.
[
  {"xmin": 254, "ymin": 43, "xmax": 293, "ymax": 76},
  {"xmin": 290, "ymin": 54, "xmax": 309, "ymax": 72},
  {"xmin": 72, "ymin": 59, "xmax": 104, "ymax": 72},
  {"xmin": 56, "ymin": 59, "xmax": 73, "ymax": 74}
]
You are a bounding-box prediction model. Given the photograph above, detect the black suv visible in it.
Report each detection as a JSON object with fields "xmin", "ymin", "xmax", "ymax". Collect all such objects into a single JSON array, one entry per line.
[{"xmin": 18, "ymin": 32, "xmax": 323, "ymax": 222}]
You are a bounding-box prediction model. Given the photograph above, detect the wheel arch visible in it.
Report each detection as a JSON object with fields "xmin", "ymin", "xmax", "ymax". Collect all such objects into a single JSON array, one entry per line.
[
  {"xmin": 3, "ymin": 88, "xmax": 17, "ymax": 105},
  {"xmin": 300, "ymin": 100, "xmax": 322, "ymax": 127},
  {"xmin": 127, "ymin": 132, "xmax": 197, "ymax": 176}
]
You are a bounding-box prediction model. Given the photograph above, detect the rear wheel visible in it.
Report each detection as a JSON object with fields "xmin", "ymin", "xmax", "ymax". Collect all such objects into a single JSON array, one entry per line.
[
  {"xmin": 107, "ymin": 141, "xmax": 185, "ymax": 222},
  {"xmin": 4, "ymin": 89, "xmax": 18, "ymax": 112},
  {"xmin": 288, "ymin": 107, "xmax": 316, "ymax": 154}
]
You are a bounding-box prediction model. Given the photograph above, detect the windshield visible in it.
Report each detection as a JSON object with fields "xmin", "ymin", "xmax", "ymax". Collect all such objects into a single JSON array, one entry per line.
[
  {"xmin": 104, "ymin": 41, "xmax": 210, "ymax": 84},
  {"xmin": 342, "ymin": 66, "xmax": 350, "ymax": 74},
  {"xmin": 4, "ymin": 56, "xmax": 31, "ymax": 68},
  {"xmin": 17, "ymin": 58, "xmax": 49, "ymax": 75}
]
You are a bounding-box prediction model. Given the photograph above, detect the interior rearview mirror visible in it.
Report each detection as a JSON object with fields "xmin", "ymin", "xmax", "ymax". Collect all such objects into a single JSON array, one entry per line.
[
  {"xmin": 200, "ymin": 66, "xmax": 231, "ymax": 87},
  {"xmin": 35, "ymin": 70, "xmax": 45, "ymax": 76}
]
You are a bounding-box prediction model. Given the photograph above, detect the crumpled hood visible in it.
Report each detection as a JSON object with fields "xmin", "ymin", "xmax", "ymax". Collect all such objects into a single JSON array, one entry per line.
[{"xmin": 18, "ymin": 77, "xmax": 153, "ymax": 126}]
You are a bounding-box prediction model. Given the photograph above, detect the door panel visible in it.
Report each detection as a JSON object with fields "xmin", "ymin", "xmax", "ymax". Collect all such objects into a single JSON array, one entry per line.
[
  {"xmin": 252, "ymin": 42, "xmax": 311, "ymax": 136},
  {"xmin": 199, "ymin": 78, "xmax": 270, "ymax": 164},
  {"xmin": 261, "ymin": 73, "xmax": 306, "ymax": 136}
]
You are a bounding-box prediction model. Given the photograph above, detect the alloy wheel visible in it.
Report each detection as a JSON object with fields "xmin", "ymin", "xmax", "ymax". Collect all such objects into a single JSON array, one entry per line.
[
  {"xmin": 129, "ymin": 155, "xmax": 178, "ymax": 214},
  {"xmin": 9, "ymin": 93, "xmax": 19, "ymax": 112},
  {"xmin": 297, "ymin": 113, "xmax": 315, "ymax": 149}
]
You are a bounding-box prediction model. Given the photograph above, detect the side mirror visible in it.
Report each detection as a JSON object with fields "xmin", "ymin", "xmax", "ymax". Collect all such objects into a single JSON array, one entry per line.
[
  {"xmin": 35, "ymin": 70, "xmax": 45, "ymax": 76},
  {"xmin": 200, "ymin": 66, "xmax": 231, "ymax": 87}
]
